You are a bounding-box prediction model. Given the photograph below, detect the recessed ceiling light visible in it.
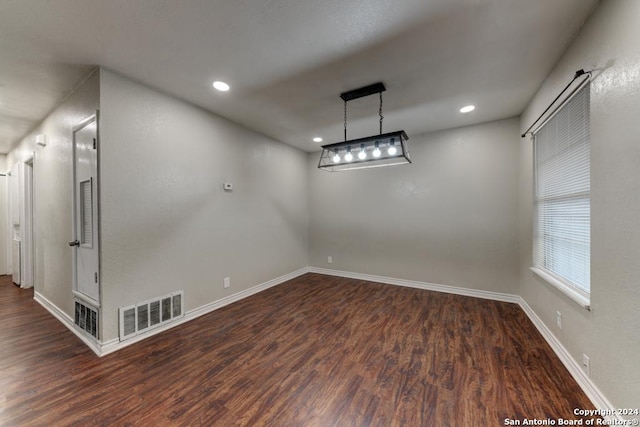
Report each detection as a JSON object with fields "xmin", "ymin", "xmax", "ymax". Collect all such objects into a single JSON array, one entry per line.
[
  {"xmin": 460, "ymin": 105, "xmax": 475, "ymax": 113},
  {"xmin": 213, "ymin": 81, "xmax": 230, "ymax": 92},
  {"xmin": 313, "ymin": 137, "xmax": 323, "ymax": 143}
]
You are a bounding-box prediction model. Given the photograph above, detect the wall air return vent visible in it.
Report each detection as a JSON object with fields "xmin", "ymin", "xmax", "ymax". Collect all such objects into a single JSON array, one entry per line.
[
  {"xmin": 75, "ymin": 299, "xmax": 99, "ymax": 340},
  {"xmin": 118, "ymin": 291, "xmax": 184, "ymax": 341}
]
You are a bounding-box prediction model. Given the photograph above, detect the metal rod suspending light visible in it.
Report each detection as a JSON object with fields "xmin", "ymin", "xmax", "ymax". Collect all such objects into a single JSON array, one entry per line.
[
  {"xmin": 379, "ymin": 92, "xmax": 384, "ymax": 135},
  {"xmin": 344, "ymin": 99, "xmax": 347, "ymax": 142},
  {"xmin": 318, "ymin": 82, "xmax": 411, "ymax": 172}
]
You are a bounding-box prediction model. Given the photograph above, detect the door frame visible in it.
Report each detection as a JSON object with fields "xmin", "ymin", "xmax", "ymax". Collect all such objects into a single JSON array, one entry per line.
[
  {"xmin": 0, "ymin": 173, "xmax": 8, "ymax": 276},
  {"xmin": 21, "ymin": 155, "xmax": 35, "ymax": 288},
  {"xmin": 71, "ymin": 112, "xmax": 101, "ymax": 307}
]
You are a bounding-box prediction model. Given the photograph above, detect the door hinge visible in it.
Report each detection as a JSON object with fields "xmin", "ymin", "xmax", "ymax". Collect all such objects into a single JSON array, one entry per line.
[
  {"xmin": 93, "ymin": 138, "xmax": 97, "ymax": 149},
  {"xmin": 95, "ymin": 272, "xmax": 98, "ymax": 283}
]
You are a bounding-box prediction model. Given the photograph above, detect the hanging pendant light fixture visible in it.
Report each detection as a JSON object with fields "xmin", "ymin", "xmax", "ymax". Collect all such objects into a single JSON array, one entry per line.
[{"xmin": 318, "ymin": 82, "xmax": 410, "ymax": 171}]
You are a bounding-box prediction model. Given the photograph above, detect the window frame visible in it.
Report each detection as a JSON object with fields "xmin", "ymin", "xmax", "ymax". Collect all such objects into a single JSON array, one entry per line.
[{"xmin": 530, "ymin": 83, "xmax": 591, "ymax": 310}]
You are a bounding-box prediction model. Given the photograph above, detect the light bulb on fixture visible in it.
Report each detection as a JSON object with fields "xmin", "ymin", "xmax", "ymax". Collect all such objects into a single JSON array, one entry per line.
[
  {"xmin": 373, "ymin": 142, "xmax": 381, "ymax": 158},
  {"xmin": 332, "ymin": 152, "xmax": 340, "ymax": 163},
  {"xmin": 344, "ymin": 146, "xmax": 353, "ymax": 162},
  {"xmin": 388, "ymin": 139, "xmax": 397, "ymax": 155},
  {"xmin": 358, "ymin": 143, "xmax": 367, "ymax": 160}
]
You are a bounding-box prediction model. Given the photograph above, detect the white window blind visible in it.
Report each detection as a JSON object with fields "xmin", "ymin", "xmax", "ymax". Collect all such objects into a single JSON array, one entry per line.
[{"xmin": 533, "ymin": 84, "xmax": 590, "ymax": 297}]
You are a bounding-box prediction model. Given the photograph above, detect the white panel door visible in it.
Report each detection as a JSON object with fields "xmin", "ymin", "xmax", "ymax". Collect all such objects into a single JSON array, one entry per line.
[
  {"xmin": 72, "ymin": 115, "xmax": 100, "ymax": 304},
  {"xmin": 9, "ymin": 163, "xmax": 22, "ymax": 285},
  {"xmin": 20, "ymin": 160, "xmax": 34, "ymax": 288}
]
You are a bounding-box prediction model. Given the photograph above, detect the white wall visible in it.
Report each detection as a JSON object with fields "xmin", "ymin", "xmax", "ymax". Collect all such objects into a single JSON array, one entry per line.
[
  {"xmin": 7, "ymin": 70, "xmax": 99, "ymax": 314},
  {"xmin": 309, "ymin": 117, "xmax": 519, "ymax": 294},
  {"xmin": 519, "ymin": 0, "xmax": 640, "ymax": 408},
  {"xmin": 98, "ymin": 69, "xmax": 309, "ymax": 342}
]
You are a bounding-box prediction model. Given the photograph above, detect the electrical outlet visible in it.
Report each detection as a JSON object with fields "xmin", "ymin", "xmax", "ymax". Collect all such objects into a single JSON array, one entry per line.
[
  {"xmin": 223, "ymin": 277, "xmax": 230, "ymax": 289},
  {"xmin": 556, "ymin": 311, "xmax": 562, "ymax": 330},
  {"xmin": 582, "ymin": 354, "xmax": 590, "ymax": 377},
  {"xmin": 328, "ymin": 256, "xmax": 332, "ymax": 264}
]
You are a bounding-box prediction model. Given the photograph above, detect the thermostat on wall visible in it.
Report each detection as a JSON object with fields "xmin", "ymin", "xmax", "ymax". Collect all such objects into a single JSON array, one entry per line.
[{"xmin": 223, "ymin": 183, "xmax": 233, "ymax": 191}]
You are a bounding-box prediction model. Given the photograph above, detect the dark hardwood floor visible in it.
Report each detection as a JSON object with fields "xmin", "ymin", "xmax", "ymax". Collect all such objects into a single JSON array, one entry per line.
[{"xmin": 0, "ymin": 273, "xmax": 598, "ymax": 426}]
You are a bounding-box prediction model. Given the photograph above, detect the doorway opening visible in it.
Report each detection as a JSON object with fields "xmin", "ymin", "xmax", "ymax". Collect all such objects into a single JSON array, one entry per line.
[{"xmin": 22, "ymin": 157, "xmax": 35, "ymax": 289}]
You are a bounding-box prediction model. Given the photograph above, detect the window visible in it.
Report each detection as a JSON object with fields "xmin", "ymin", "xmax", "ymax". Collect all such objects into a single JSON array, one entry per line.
[
  {"xmin": 532, "ymin": 84, "xmax": 590, "ymax": 308},
  {"xmin": 80, "ymin": 179, "xmax": 93, "ymax": 247}
]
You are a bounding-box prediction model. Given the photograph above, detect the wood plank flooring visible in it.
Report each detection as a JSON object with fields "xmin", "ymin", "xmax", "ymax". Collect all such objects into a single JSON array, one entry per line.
[{"xmin": 0, "ymin": 273, "xmax": 598, "ymax": 426}]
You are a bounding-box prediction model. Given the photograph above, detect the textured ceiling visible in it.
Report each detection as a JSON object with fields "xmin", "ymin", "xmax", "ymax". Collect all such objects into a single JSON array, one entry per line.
[{"xmin": 0, "ymin": 0, "xmax": 599, "ymax": 154}]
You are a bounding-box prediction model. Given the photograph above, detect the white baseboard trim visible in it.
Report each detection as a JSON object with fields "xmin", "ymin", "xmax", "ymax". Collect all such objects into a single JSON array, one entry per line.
[
  {"xmin": 517, "ymin": 297, "xmax": 622, "ymax": 423},
  {"xmin": 34, "ymin": 291, "xmax": 102, "ymax": 357},
  {"xmin": 308, "ymin": 267, "xmax": 520, "ymax": 304},
  {"xmin": 100, "ymin": 267, "xmax": 310, "ymax": 356},
  {"xmin": 308, "ymin": 267, "xmax": 618, "ymax": 420}
]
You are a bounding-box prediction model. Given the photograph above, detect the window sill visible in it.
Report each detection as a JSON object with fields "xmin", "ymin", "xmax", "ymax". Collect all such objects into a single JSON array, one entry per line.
[{"xmin": 529, "ymin": 267, "xmax": 591, "ymax": 311}]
